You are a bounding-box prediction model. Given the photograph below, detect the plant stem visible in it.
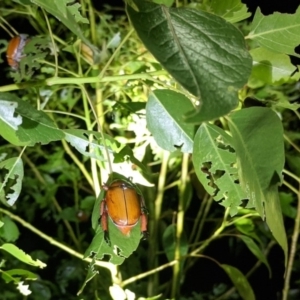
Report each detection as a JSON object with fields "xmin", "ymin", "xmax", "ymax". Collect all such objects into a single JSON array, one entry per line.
[
  {"xmin": 0, "ymin": 71, "xmax": 167, "ymax": 92},
  {"xmin": 148, "ymin": 150, "xmax": 169, "ymax": 296},
  {"xmin": 171, "ymin": 152, "xmax": 190, "ymax": 298},
  {"xmin": 0, "ymin": 208, "xmax": 118, "ymax": 277},
  {"xmin": 282, "ymin": 184, "xmax": 300, "ymax": 300}
]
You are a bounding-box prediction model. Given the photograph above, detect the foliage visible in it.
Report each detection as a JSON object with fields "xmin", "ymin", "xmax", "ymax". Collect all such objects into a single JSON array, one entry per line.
[{"xmin": 0, "ymin": 0, "xmax": 300, "ymax": 299}]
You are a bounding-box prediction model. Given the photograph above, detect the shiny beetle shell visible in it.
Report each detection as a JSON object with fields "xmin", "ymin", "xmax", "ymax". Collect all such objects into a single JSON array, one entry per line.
[
  {"xmin": 6, "ymin": 34, "xmax": 29, "ymax": 69},
  {"xmin": 106, "ymin": 180, "xmax": 141, "ymax": 232},
  {"xmin": 100, "ymin": 179, "xmax": 148, "ymax": 241}
]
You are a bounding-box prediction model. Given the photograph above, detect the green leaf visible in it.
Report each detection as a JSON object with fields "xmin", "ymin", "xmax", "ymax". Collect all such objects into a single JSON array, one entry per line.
[
  {"xmin": 78, "ymin": 257, "xmax": 98, "ymax": 295},
  {"xmin": 30, "ymin": 0, "xmax": 101, "ymax": 63},
  {"xmin": 153, "ymin": 0, "xmax": 174, "ymax": 7},
  {"xmin": 250, "ymin": 47, "xmax": 298, "ymax": 85},
  {"xmin": 240, "ymin": 235, "xmax": 271, "ymax": 275},
  {"xmin": 192, "ymin": 123, "xmax": 247, "ymax": 215},
  {"xmin": 221, "ymin": 264, "xmax": 255, "ymax": 300},
  {"xmin": 0, "ymin": 216, "xmax": 20, "ymax": 242},
  {"xmin": 210, "ymin": 0, "xmax": 251, "ymax": 23},
  {"xmin": 0, "ymin": 93, "xmax": 64, "ymax": 146},
  {"xmin": 0, "ymin": 157, "xmax": 24, "ymax": 206},
  {"xmin": 0, "ymin": 244, "xmax": 47, "ymax": 268},
  {"xmin": 1, "ymin": 269, "xmax": 38, "ymax": 284},
  {"xmin": 127, "ymin": 1, "xmax": 252, "ymax": 122},
  {"xmin": 162, "ymin": 224, "xmax": 188, "ymax": 262},
  {"xmin": 63, "ymin": 129, "xmax": 119, "ymax": 160},
  {"xmin": 84, "ymin": 220, "xmax": 143, "ymax": 265},
  {"xmin": 248, "ymin": 7, "xmax": 300, "ymax": 57},
  {"xmin": 279, "ymin": 192, "xmax": 297, "ymax": 219},
  {"xmin": 146, "ymin": 90, "xmax": 195, "ymax": 153},
  {"xmin": 228, "ymin": 107, "xmax": 287, "ymax": 264}
]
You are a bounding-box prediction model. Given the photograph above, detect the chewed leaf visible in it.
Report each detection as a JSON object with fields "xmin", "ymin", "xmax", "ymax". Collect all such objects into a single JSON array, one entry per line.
[
  {"xmin": 0, "ymin": 157, "xmax": 24, "ymax": 206},
  {"xmin": 248, "ymin": 7, "xmax": 300, "ymax": 57},
  {"xmin": 63, "ymin": 129, "xmax": 119, "ymax": 160},
  {"xmin": 0, "ymin": 100, "xmax": 22, "ymax": 130},
  {"xmin": 193, "ymin": 123, "xmax": 247, "ymax": 215},
  {"xmin": 0, "ymin": 93, "xmax": 64, "ymax": 146},
  {"xmin": 0, "ymin": 243, "xmax": 46, "ymax": 268}
]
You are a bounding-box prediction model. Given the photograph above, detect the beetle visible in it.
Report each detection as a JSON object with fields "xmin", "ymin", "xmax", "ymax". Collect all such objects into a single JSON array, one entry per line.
[
  {"xmin": 100, "ymin": 179, "xmax": 148, "ymax": 243},
  {"xmin": 6, "ymin": 34, "xmax": 29, "ymax": 69}
]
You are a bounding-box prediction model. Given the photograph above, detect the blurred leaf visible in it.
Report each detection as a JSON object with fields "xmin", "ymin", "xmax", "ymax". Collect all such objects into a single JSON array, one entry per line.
[
  {"xmin": 221, "ymin": 264, "xmax": 255, "ymax": 300},
  {"xmin": 0, "ymin": 216, "xmax": 20, "ymax": 242},
  {"xmin": 210, "ymin": 0, "xmax": 251, "ymax": 23},
  {"xmin": 234, "ymin": 217, "xmax": 261, "ymax": 244},
  {"xmin": 249, "ymin": 7, "xmax": 300, "ymax": 57},
  {"xmin": 0, "ymin": 157, "xmax": 24, "ymax": 206},
  {"xmin": 146, "ymin": 90, "xmax": 195, "ymax": 153},
  {"xmin": 30, "ymin": 0, "xmax": 101, "ymax": 63},
  {"xmin": 228, "ymin": 107, "xmax": 287, "ymax": 264},
  {"xmin": 240, "ymin": 235, "xmax": 271, "ymax": 275},
  {"xmin": 279, "ymin": 192, "xmax": 297, "ymax": 219},
  {"xmin": 127, "ymin": 0, "xmax": 252, "ymax": 122},
  {"xmin": 193, "ymin": 123, "xmax": 247, "ymax": 215},
  {"xmin": 250, "ymin": 47, "xmax": 297, "ymax": 84},
  {"xmin": 153, "ymin": 0, "xmax": 174, "ymax": 6},
  {"xmin": 1, "ymin": 269, "xmax": 37, "ymax": 284},
  {"xmin": 162, "ymin": 224, "xmax": 188, "ymax": 262},
  {"xmin": 107, "ymin": 32, "xmax": 121, "ymax": 49},
  {"xmin": 0, "ymin": 244, "xmax": 47, "ymax": 268}
]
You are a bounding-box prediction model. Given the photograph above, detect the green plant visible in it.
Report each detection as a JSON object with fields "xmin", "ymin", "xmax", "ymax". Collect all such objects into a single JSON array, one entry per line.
[{"xmin": 0, "ymin": 0, "xmax": 300, "ymax": 299}]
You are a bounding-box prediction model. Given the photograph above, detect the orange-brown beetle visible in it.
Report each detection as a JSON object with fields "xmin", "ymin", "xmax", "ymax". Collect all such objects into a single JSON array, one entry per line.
[
  {"xmin": 6, "ymin": 34, "xmax": 29, "ymax": 69},
  {"xmin": 100, "ymin": 180, "xmax": 148, "ymax": 243}
]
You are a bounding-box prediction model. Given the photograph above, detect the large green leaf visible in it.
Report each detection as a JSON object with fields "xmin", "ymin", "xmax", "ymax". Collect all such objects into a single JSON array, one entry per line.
[
  {"xmin": 193, "ymin": 123, "xmax": 247, "ymax": 215},
  {"xmin": 0, "ymin": 93, "xmax": 64, "ymax": 146},
  {"xmin": 146, "ymin": 90, "xmax": 195, "ymax": 153},
  {"xmin": 127, "ymin": 0, "xmax": 252, "ymax": 122},
  {"xmin": 248, "ymin": 7, "xmax": 300, "ymax": 57},
  {"xmin": 228, "ymin": 107, "xmax": 287, "ymax": 263}
]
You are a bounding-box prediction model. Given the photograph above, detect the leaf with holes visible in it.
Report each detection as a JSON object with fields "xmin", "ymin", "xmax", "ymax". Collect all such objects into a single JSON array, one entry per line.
[
  {"xmin": 0, "ymin": 93, "xmax": 64, "ymax": 146},
  {"xmin": 63, "ymin": 129, "xmax": 119, "ymax": 160},
  {"xmin": 0, "ymin": 157, "xmax": 24, "ymax": 206},
  {"xmin": 193, "ymin": 123, "xmax": 247, "ymax": 215},
  {"xmin": 228, "ymin": 107, "xmax": 287, "ymax": 264}
]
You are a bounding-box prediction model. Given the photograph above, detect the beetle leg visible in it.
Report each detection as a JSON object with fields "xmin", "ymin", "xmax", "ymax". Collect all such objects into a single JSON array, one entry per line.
[
  {"xmin": 140, "ymin": 212, "xmax": 149, "ymax": 239},
  {"xmin": 100, "ymin": 200, "xmax": 110, "ymax": 245}
]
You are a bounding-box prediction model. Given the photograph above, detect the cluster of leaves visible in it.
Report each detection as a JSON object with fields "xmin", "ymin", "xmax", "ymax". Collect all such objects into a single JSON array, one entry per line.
[{"xmin": 0, "ymin": 0, "xmax": 300, "ymax": 299}]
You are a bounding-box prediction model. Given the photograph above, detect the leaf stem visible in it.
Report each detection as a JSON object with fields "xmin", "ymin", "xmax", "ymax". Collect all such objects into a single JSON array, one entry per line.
[
  {"xmin": 171, "ymin": 152, "xmax": 190, "ymax": 298},
  {"xmin": 282, "ymin": 184, "xmax": 300, "ymax": 300}
]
